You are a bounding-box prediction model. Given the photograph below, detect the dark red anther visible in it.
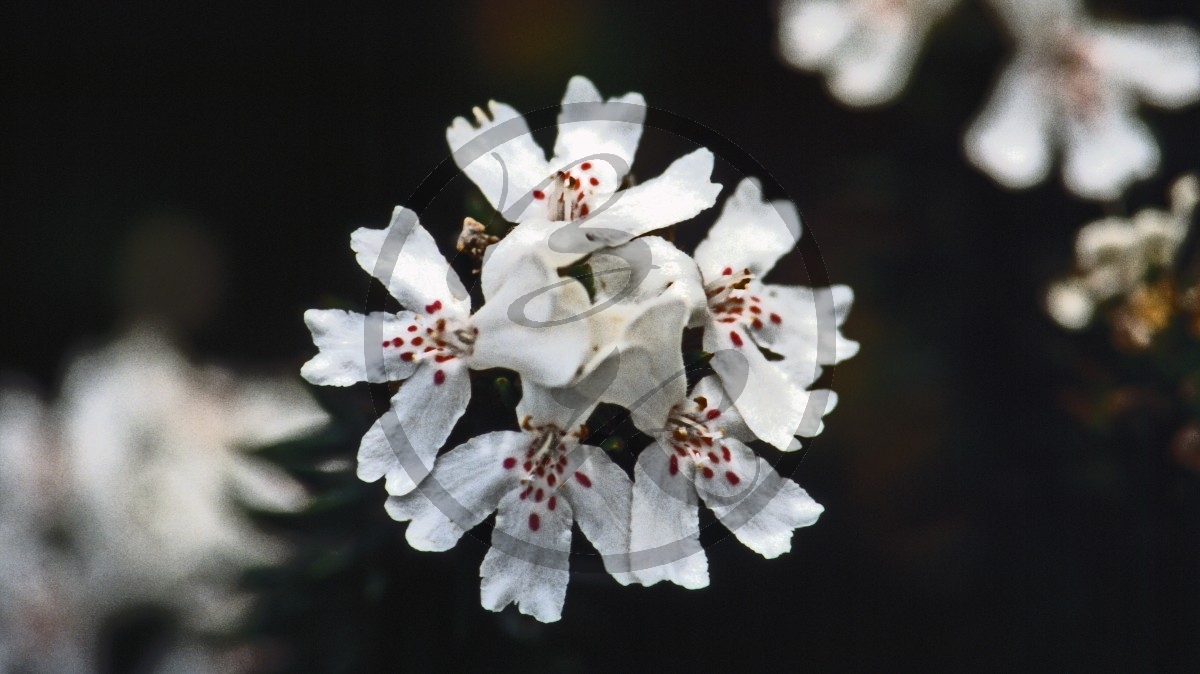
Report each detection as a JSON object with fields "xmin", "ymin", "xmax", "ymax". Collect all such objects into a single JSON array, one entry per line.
[
  {"xmin": 706, "ymin": 409, "xmax": 721, "ymax": 420},
  {"xmin": 529, "ymin": 513, "xmax": 540, "ymax": 531},
  {"xmin": 533, "ymin": 190, "xmax": 545, "ymax": 200},
  {"xmin": 580, "ymin": 162, "xmax": 591, "ymax": 170},
  {"xmin": 770, "ymin": 313, "xmax": 782, "ymax": 324},
  {"xmin": 407, "ymin": 325, "xmax": 418, "ymax": 332},
  {"xmin": 548, "ymin": 496, "xmax": 557, "ymax": 511},
  {"xmin": 589, "ymin": 177, "xmax": 599, "ymax": 186},
  {"xmin": 669, "ymin": 455, "xmax": 679, "ymax": 476},
  {"xmin": 729, "ymin": 331, "xmax": 743, "ymax": 347},
  {"xmin": 722, "ymin": 267, "xmax": 733, "ymax": 276},
  {"xmin": 502, "ymin": 457, "xmax": 517, "ymax": 469},
  {"xmin": 575, "ymin": 472, "xmax": 592, "ymax": 488},
  {"xmin": 433, "ymin": 370, "xmax": 446, "ymax": 385},
  {"xmin": 725, "ymin": 472, "xmax": 740, "ymax": 485},
  {"xmin": 701, "ymin": 467, "xmax": 714, "ymax": 479}
]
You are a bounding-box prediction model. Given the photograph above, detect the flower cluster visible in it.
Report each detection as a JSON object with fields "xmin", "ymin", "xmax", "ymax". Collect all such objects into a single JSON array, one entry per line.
[
  {"xmin": 1047, "ymin": 174, "xmax": 1199, "ymax": 345},
  {"xmin": 0, "ymin": 327, "xmax": 328, "ymax": 671},
  {"xmin": 302, "ymin": 77, "xmax": 859, "ymax": 622},
  {"xmin": 778, "ymin": 0, "xmax": 1200, "ymax": 199}
]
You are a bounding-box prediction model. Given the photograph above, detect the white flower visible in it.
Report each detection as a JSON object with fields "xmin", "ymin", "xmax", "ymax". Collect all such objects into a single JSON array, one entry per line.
[
  {"xmin": 1047, "ymin": 174, "xmax": 1199, "ymax": 329},
  {"xmin": 628, "ymin": 376, "xmax": 830, "ymax": 589},
  {"xmin": 60, "ymin": 326, "xmax": 327, "ymax": 631},
  {"xmin": 446, "ymin": 75, "xmax": 721, "ymax": 250},
  {"xmin": 0, "ymin": 388, "xmax": 89, "ymax": 673},
  {"xmin": 303, "ymin": 207, "xmax": 602, "ymax": 495},
  {"xmin": 966, "ymin": 0, "xmax": 1200, "ymax": 199},
  {"xmin": 778, "ymin": 0, "xmax": 958, "ymax": 106},
  {"xmin": 384, "ymin": 384, "xmax": 632, "ymax": 623},
  {"xmin": 690, "ymin": 178, "xmax": 859, "ymax": 449}
]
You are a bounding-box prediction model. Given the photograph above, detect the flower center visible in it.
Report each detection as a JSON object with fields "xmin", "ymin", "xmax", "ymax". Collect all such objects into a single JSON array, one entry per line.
[
  {"xmin": 501, "ymin": 420, "xmax": 595, "ymax": 530},
  {"xmin": 380, "ymin": 301, "xmax": 477, "ymax": 385},
  {"xmin": 704, "ymin": 267, "xmax": 784, "ymax": 340},
  {"xmin": 1049, "ymin": 32, "xmax": 1104, "ymax": 122},
  {"xmin": 531, "ymin": 162, "xmax": 605, "ymax": 221},
  {"xmin": 664, "ymin": 401, "xmax": 740, "ymax": 485}
]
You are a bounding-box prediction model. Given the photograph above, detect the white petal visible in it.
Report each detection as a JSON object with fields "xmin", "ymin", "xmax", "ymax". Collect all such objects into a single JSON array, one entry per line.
[
  {"xmin": 705, "ymin": 324, "xmax": 813, "ymax": 450},
  {"xmin": 385, "ymin": 431, "xmax": 525, "ymax": 551},
  {"xmin": 300, "ymin": 309, "xmax": 421, "ymax": 386},
  {"xmin": 1062, "ymin": 102, "xmax": 1159, "ymax": 200},
  {"xmin": 596, "ymin": 295, "xmax": 691, "ymax": 433},
  {"xmin": 628, "ymin": 442, "xmax": 708, "ymax": 589},
  {"xmin": 698, "ymin": 439, "xmax": 824, "ymax": 559},
  {"xmin": 471, "ymin": 249, "xmax": 597, "ymax": 388},
  {"xmin": 356, "ymin": 361, "xmax": 470, "ymax": 495},
  {"xmin": 227, "ymin": 375, "xmax": 331, "ymax": 446},
  {"xmin": 577, "ymin": 148, "xmax": 721, "ymax": 249},
  {"xmin": 447, "ymin": 101, "xmax": 550, "ymax": 220},
  {"xmin": 351, "ymin": 207, "xmax": 471, "ymax": 315},
  {"xmin": 694, "ymin": 177, "xmax": 801, "ymax": 281},
  {"xmin": 560, "ymin": 444, "xmax": 635, "ymax": 584},
  {"xmin": 826, "ymin": 12, "xmax": 924, "ymax": 106},
  {"xmin": 227, "ymin": 457, "xmax": 309, "ymax": 513},
  {"xmin": 589, "ymin": 236, "xmax": 707, "ymax": 315},
  {"xmin": 479, "ymin": 219, "xmax": 587, "ymax": 300},
  {"xmin": 1087, "ymin": 23, "xmax": 1200, "ymax": 109},
  {"xmin": 759, "ymin": 284, "xmax": 859, "ymax": 384},
  {"xmin": 516, "ymin": 378, "xmax": 600, "ymax": 431},
  {"xmin": 778, "ymin": 0, "xmax": 854, "ymax": 68},
  {"xmin": 551, "ymin": 76, "xmax": 646, "ymax": 184},
  {"xmin": 480, "ymin": 488, "xmax": 573, "ymax": 622},
  {"xmin": 1075, "ymin": 216, "xmax": 1141, "ymax": 269},
  {"xmin": 964, "ymin": 59, "xmax": 1055, "ymax": 190}
]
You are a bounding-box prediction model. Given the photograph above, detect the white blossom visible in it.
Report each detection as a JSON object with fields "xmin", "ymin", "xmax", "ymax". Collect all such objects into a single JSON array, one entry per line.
[
  {"xmin": 778, "ymin": 0, "xmax": 959, "ymax": 106},
  {"xmin": 446, "ymin": 76, "xmax": 721, "ymax": 250},
  {"xmin": 384, "ymin": 384, "xmax": 632, "ymax": 623},
  {"xmin": 966, "ymin": 0, "xmax": 1200, "ymax": 199},
  {"xmin": 691, "ymin": 178, "xmax": 858, "ymax": 449},
  {"xmin": 628, "ymin": 376, "xmax": 830, "ymax": 589},
  {"xmin": 60, "ymin": 326, "xmax": 328, "ymax": 632},
  {"xmin": 0, "ymin": 388, "xmax": 89, "ymax": 673}
]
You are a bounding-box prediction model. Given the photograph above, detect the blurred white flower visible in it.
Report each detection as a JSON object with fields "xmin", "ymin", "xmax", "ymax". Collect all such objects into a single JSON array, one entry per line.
[
  {"xmin": 385, "ymin": 385, "xmax": 632, "ymax": 623},
  {"xmin": 60, "ymin": 326, "xmax": 328, "ymax": 632},
  {"xmin": 628, "ymin": 376, "xmax": 829, "ymax": 590},
  {"xmin": 966, "ymin": 0, "xmax": 1200, "ymax": 199},
  {"xmin": 0, "ymin": 388, "xmax": 89, "ymax": 673},
  {"xmin": 777, "ymin": 0, "xmax": 959, "ymax": 106},
  {"xmin": 446, "ymin": 76, "xmax": 720, "ymax": 248},
  {"xmin": 1047, "ymin": 174, "xmax": 1199, "ymax": 329}
]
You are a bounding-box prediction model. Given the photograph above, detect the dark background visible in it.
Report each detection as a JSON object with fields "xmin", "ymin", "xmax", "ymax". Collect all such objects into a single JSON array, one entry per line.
[{"xmin": 4, "ymin": 0, "xmax": 1200, "ymax": 671}]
